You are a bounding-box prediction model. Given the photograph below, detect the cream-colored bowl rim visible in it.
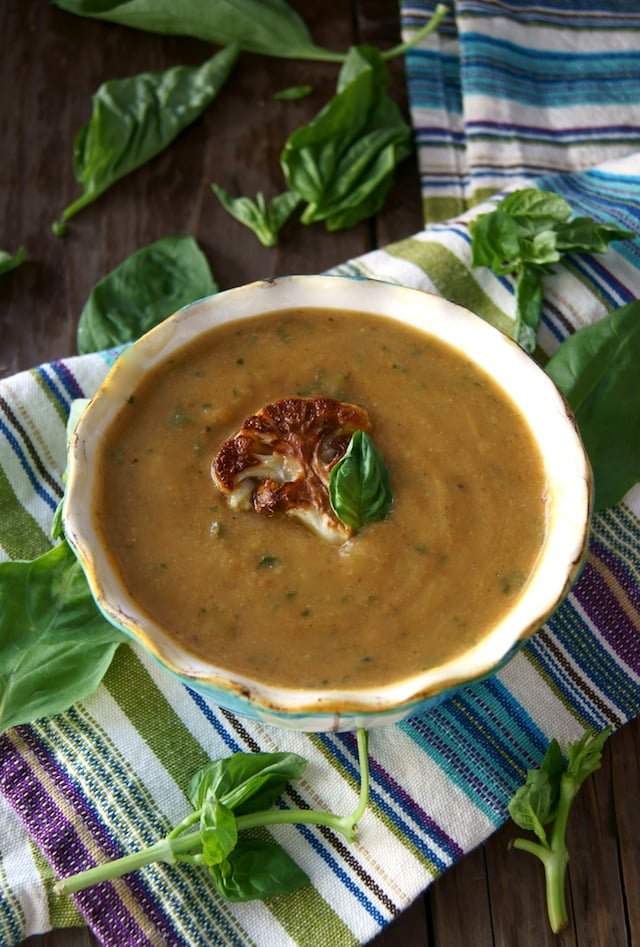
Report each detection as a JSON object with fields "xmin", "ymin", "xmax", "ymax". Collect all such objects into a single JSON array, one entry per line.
[{"xmin": 63, "ymin": 275, "xmax": 592, "ymax": 717}]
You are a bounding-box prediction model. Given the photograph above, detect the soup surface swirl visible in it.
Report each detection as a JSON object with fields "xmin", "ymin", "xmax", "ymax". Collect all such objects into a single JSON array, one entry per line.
[{"xmin": 96, "ymin": 308, "xmax": 548, "ymax": 691}]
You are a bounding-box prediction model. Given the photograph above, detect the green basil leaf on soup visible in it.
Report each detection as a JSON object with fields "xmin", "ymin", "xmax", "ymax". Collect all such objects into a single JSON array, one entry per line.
[{"xmin": 329, "ymin": 429, "xmax": 392, "ymax": 530}]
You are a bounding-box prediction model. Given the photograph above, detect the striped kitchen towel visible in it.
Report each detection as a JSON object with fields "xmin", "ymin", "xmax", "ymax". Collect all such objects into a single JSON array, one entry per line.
[
  {"xmin": 402, "ymin": 0, "xmax": 640, "ymax": 223},
  {"xmin": 1, "ymin": 3, "xmax": 640, "ymax": 945}
]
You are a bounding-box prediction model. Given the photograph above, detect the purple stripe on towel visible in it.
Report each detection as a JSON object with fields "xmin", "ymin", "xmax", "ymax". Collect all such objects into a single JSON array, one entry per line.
[
  {"xmin": 49, "ymin": 360, "xmax": 86, "ymax": 402},
  {"xmin": 576, "ymin": 541, "xmax": 640, "ymax": 678},
  {"xmin": 0, "ymin": 726, "xmax": 179, "ymax": 947},
  {"xmin": 368, "ymin": 754, "xmax": 464, "ymax": 861}
]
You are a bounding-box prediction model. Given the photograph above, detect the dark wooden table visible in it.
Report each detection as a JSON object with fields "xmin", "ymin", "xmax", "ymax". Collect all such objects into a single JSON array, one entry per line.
[{"xmin": 3, "ymin": 2, "xmax": 639, "ymax": 945}]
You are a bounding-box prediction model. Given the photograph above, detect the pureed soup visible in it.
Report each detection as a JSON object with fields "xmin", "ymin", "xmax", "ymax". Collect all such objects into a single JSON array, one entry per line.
[{"xmin": 95, "ymin": 308, "xmax": 549, "ymax": 692}]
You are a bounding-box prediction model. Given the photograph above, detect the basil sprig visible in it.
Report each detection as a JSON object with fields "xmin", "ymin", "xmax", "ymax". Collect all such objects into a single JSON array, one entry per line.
[
  {"xmin": 211, "ymin": 6, "xmax": 448, "ymax": 244},
  {"xmin": 55, "ymin": 730, "xmax": 371, "ymax": 903},
  {"xmin": 508, "ymin": 727, "xmax": 611, "ymax": 933},
  {"xmin": 470, "ymin": 188, "xmax": 634, "ymax": 353},
  {"xmin": 53, "ymin": 44, "xmax": 238, "ymax": 234},
  {"xmin": 211, "ymin": 186, "xmax": 301, "ymax": 247},
  {"xmin": 329, "ymin": 430, "xmax": 393, "ymax": 531}
]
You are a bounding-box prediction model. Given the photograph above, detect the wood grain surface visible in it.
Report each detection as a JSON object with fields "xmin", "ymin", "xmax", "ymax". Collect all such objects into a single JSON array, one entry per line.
[{"xmin": 3, "ymin": 2, "xmax": 639, "ymax": 945}]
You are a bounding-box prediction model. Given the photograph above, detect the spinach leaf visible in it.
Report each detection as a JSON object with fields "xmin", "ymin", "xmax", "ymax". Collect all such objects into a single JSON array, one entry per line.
[
  {"xmin": 53, "ymin": 45, "xmax": 238, "ymax": 233},
  {"xmin": 76, "ymin": 235, "xmax": 217, "ymax": 354},
  {"xmin": 0, "ymin": 540, "xmax": 126, "ymax": 734},
  {"xmin": 52, "ymin": 0, "xmax": 343, "ymax": 62},
  {"xmin": 329, "ymin": 430, "xmax": 393, "ymax": 530},
  {"xmin": 211, "ymin": 838, "xmax": 309, "ymax": 902},
  {"xmin": 545, "ymin": 299, "xmax": 640, "ymax": 511},
  {"xmin": 281, "ymin": 45, "xmax": 412, "ymax": 231},
  {"xmin": 211, "ymin": 186, "xmax": 300, "ymax": 247},
  {"xmin": 470, "ymin": 188, "xmax": 634, "ymax": 353},
  {"xmin": 0, "ymin": 246, "xmax": 26, "ymax": 276}
]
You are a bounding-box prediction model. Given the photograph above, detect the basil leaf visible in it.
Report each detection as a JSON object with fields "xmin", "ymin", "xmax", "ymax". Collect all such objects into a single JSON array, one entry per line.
[
  {"xmin": 211, "ymin": 186, "xmax": 300, "ymax": 247},
  {"xmin": 565, "ymin": 727, "xmax": 611, "ymax": 788},
  {"xmin": 188, "ymin": 751, "xmax": 307, "ymax": 815},
  {"xmin": 0, "ymin": 246, "xmax": 26, "ymax": 276},
  {"xmin": 200, "ymin": 797, "xmax": 238, "ymax": 866},
  {"xmin": 555, "ymin": 217, "xmax": 635, "ymax": 254},
  {"xmin": 521, "ymin": 230, "xmax": 561, "ymax": 269},
  {"xmin": 539, "ymin": 738, "xmax": 566, "ymax": 797},
  {"xmin": 211, "ymin": 838, "xmax": 309, "ymax": 902},
  {"xmin": 76, "ymin": 235, "xmax": 217, "ymax": 353},
  {"xmin": 52, "ymin": 0, "xmax": 341, "ymax": 62},
  {"xmin": 281, "ymin": 46, "xmax": 412, "ymax": 231},
  {"xmin": 329, "ymin": 430, "xmax": 393, "ymax": 530},
  {"xmin": 469, "ymin": 210, "xmax": 521, "ymax": 274},
  {"xmin": 0, "ymin": 540, "xmax": 126, "ymax": 734},
  {"xmin": 470, "ymin": 187, "xmax": 634, "ymax": 353},
  {"xmin": 53, "ymin": 45, "xmax": 238, "ymax": 231},
  {"xmin": 545, "ymin": 299, "xmax": 640, "ymax": 511},
  {"xmin": 514, "ymin": 263, "xmax": 544, "ymax": 353},
  {"xmin": 507, "ymin": 768, "xmax": 556, "ymax": 844},
  {"xmin": 497, "ymin": 188, "xmax": 572, "ymax": 232},
  {"xmin": 511, "ymin": 737, "xmax": 566, "ymax": 833}
]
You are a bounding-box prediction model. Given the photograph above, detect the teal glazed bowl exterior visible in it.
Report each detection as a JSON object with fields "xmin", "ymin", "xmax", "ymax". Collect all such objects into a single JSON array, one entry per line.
[{"xmin": 62, "ymin": 275, "xmax": 592, "ymax": 732}]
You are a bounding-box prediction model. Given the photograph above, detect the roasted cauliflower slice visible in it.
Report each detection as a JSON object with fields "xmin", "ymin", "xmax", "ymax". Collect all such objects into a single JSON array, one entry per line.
[{"xmin": 211, "ymin": 397, "xmax": 371, "ymax": 543}]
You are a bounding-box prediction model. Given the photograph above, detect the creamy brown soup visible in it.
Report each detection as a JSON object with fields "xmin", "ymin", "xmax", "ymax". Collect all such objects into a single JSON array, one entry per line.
[{"xmin": 95, "ymin": 308, "xmax": 548, "ymax": 691}]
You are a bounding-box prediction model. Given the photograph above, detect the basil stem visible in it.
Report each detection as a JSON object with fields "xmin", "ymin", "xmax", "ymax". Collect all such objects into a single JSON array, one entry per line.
[
  {"xmin": 0, "ymin": 246, "xmax": 26, "ymax": 275},
  {"xmin": 55, "ymin": 729, "xmax": 370, "ymax": 902}
]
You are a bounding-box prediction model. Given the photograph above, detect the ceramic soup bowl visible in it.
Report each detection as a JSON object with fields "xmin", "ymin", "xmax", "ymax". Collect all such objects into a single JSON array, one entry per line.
[{"xmin": 63, "ymin": 275, "xmax": 591, "ymax": 732}]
